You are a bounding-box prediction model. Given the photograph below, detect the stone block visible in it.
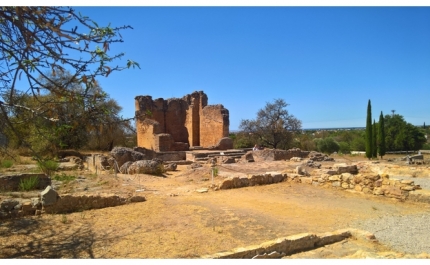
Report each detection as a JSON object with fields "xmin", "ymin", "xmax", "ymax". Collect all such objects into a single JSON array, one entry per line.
[{"xmin": 40, "ymin": 186, "xmax": 59, "ymax": 206}]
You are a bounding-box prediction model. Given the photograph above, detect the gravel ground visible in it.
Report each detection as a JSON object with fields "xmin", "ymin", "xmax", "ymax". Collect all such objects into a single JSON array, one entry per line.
[
  {"xmin": 353, "ymin": 211, "xmax": 430, "ymax": 255},
  {"xmin": 353, "ymin": 175, "xmax": 430, "ymax": 256},
  {"xmin": 390, "ymin": 175, "xmax": 430, "ymax": 190}
]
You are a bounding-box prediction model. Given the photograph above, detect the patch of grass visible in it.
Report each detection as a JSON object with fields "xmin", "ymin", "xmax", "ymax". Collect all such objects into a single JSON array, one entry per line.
[
  {"xmin": 19, "ymin": 176, "xmax": 40, "ymax": 191},
  {"xmin": 61, "ymin": 214, "xmax": 68, "ymax": 224},
  {"xmin": 0, "ymin": 159, "xmax": 14, "ymax": 168},
  {"xmin": 53, "ymin": 173, "xmax": 76, "ymax": 184}
]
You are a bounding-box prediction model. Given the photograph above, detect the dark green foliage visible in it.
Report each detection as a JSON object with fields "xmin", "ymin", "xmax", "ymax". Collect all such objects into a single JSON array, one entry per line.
[
  {"xmin": 384, "ymin": 114, "xmax": 426, "ymax": 151},
  {"xmin": 230, "ymin": 132, "xmax": 254, "ymax": 149},
  {"xmin": 365, "ymin": 100, "xmax": 373, "ymax": 159},
  {"xmin": 338, "ymin": 142, "xmax": 350, "ymax": 154},
  {"xmin": 372, "ymin": 120, "xmax": 377, "ymax": 158},
  {"xmin": 316, "ymin": 137, "xmax": 340, "ymax": 154},
  {"xmin": 378, "ymin": 111, "xmax": 386, "ymax": 158}
]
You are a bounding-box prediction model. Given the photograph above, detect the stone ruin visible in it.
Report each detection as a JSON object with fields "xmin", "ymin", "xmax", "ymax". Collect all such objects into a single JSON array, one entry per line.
[{"xmin": 135, "ymin": 91, "xmax": 232, "ymax": 152}]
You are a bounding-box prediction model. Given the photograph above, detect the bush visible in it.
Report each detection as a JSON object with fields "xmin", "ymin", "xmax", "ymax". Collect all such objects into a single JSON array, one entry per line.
[
  {"xmin": 338, "ymin": 142, "xmax": 351, "ymax": 154},
  {"xmin": 316, "ymin": 137, "xmax": 340, "ymax": 154},
  {"xmin": 0, "ymin": 160, "xmax": 13, "ymax": 168},
  {"xmin": 37, "ymin": 159, "xmax": 59, "ymax": 176},
  {"xmin": 19, "ymin": 176, "xmax": 40, "ymax": 191}
]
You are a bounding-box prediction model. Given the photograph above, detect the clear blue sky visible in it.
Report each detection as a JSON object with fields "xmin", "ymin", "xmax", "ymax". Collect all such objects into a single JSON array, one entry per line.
[{"xmin": 71, "ymin": 6, "xmax": 430, "ymax": 130}]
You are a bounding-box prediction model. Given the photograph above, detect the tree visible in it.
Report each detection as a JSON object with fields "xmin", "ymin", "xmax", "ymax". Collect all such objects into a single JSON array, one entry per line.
[
  {"xmin": 365, "ymin": 100, "xmax": 373, "ymax": 159},
  {"xmin": 239, "ymin": 99, "xmax": 302, "ymax": 149},
  {"xmin": 372, "ymin": 119, "xmax": 377, "ymax": 158},
  {"xmin": 378, "ymin": 111, "xmax": 386, "ymax": 159},
  {"xmin": 0, "ymin": 7, "xmax": 139, "ymax": 158},
  {"xmin": 384, "ymin": 114, "xmax": 426, "ymax": 151},
  {"xmin": 315, "ymin": 137, "xmax": 340, "ymax": 154}
]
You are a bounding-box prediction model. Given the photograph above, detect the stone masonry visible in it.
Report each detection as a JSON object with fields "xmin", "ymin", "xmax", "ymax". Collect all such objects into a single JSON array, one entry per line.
[{"xmin": 135, "ymin": 91, "xmax": 231, "ymax": 151}]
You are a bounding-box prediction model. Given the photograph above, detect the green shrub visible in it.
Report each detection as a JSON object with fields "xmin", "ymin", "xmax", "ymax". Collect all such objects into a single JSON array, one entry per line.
[
  {"xmin": 37, "ymin": 159, "xmax": 59, "ymax": 176},
  {"xmin": 0, "ymin": 160, "xmax": 13, "ymax": 168},
  {"xmin": 19, "ymin": 176, "xmax": 40, "ymax": 191}
]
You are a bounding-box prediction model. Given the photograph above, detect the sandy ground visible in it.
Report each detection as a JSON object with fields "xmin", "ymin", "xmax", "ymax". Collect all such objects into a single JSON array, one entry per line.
[{"xmin": 1, "ymin": 154, "xmax": 430, "ymax": 258}]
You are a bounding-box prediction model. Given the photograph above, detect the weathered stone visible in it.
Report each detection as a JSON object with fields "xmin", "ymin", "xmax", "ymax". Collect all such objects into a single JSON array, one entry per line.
[
  {"xmin": 219, "ymin": 179, "xmax": 233, "ymax": 190},
  {"xmin": 0, "ymin": 199, "xmax": 19, "ymax": 211},
  {"xmin": 400, "ymin": 185, "xmax": 415, "ymax": 191},
  {"xmin": 110, "ymin": 147, "xmax": 145, "ymax": 168},
  {"xmin": 333, "ymin": 163, "xmax": 358, "ymax": 174},
  {"xmin": 31, "ymin": 197, "xmax": 41, "ymax": 207},
  {"xmin": 40, "ymin": 186, "xmax": 59, "ymax": 206},
  {"xmin": 164, "ymin": 163, "xmax": 177, "ymax": 171},
  {"xmin": 329, "ymin": 175, "xmax": 340, "ymax": 181},
  {"xmin": 354, "ymin": 185, "xmax": 363, "ymax": 192},
  {"xmin": 341, "ymin": 183, "xmax": 349, "ymax": 189},
  {"xmin": 129, "ymin": 196, "xmax": 146, "ymax": 203},
  {"xmin": 373, "ymin": 188, "xmax": 384, "ymax": 195},
  {"xmin": 400, "ymin": 180, "xmax": 414, "ymax": 185},
  {"xmin": 128, "ymin": 159, "xmax": 164, "ymax": 175},
  {"xmin": 119, "ymin": 161, "xmax": 133, "ymax": 174},
  {"xmin": 252, "ymin": 148, "xmax": 309, "ymax": 162},
  {"xmin": 331, "ymin": 181, "xmax": 341, "ymax": 187}
]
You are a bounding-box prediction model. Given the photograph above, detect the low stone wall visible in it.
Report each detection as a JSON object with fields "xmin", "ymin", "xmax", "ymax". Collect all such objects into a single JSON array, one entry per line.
[
  {"xmin": 201, "ymin": 228, "xmax": 375, "ymax": 259},
  {"xmin": 0, "ymin": 173, "xmax": 51, "ymax": 191},
  {"xmin": 0, "ymin": 187, "xmax": 146, "ymax": 219},
  {"xmin": 216, "ymin": 165, "xmax": 419, "ymax": 201},
  {"xmin": 310, "ymin": 172, "xmax": 418, "ymax": 200},
  {"xmin": 155, "ymin": 151, "xmax": 186, "ymax": 161},
  {"xmin": 217, "ymin": 172, "xmax": 288, "ymax": 190},
  {"xmin": 251, "ymin": 148, "xmax": 310, "ymax": 162}
]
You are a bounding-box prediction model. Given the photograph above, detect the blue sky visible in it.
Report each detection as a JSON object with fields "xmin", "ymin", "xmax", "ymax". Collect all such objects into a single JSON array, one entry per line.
[{"xmin": 38, "ymin": 6, "xmax": 430, "ymax": 130}]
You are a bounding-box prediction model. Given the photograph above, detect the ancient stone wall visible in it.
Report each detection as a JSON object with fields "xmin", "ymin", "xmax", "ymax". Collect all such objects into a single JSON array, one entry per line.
[
  {"xmin": 135, "ymin": 91, "xmax": 231, "ymax": 151},
  {"xmin": 200, "ymin": 104, "xmax": 230, "ymax": 147}
]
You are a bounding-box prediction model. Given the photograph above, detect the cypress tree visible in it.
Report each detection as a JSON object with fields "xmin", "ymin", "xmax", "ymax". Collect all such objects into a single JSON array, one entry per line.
[
  {"xmin": 378, "ymin": 111, "xmax": 386, "ymax": 159},
  {"xmin": 365, "ymin": 100, "xmax": 372, "ymax": 159},
  {"xmin": 372, "ymin": 119, "xmax": 377, "ymax": 158}
]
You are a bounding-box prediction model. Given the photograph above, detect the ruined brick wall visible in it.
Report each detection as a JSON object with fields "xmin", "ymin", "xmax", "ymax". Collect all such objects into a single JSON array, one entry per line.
[
  {"xmin": 135, "ymin": 119, "xmax": 162, "ymax": 150},
  {"xmin": 135, "ymin": 91, "xmax": 229, "ymax": 151},
  {"xmin": 200, "ymin": 105, "xmax": 230, "ymax": 147}
]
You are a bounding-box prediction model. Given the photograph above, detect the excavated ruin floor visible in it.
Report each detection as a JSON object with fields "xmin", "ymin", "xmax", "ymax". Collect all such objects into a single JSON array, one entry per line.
[{"xmin": 1, "ymin": 154, "xmax": 430, "ymax": 258}]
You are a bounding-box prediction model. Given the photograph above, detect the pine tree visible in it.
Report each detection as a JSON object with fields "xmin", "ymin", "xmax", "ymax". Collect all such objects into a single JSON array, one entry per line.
[
  {"xmin": 365, "ymin": 100, "xmax": 373, "ymax": 159},
  {"xmin": 378, "ymin": 111, "xmax": 386, "ymax": 159},
  {"xmin": 372, "ymin": 119, "xmax": 377, "ymax": 158}
]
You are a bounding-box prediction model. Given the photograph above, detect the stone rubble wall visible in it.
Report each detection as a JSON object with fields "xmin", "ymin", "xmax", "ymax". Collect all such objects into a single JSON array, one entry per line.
[
  {"xmin": 216, "ymin": 164, "xmax": 418, "ymax": 201},
  {"xmin": 201, "ymin": 228, "xmax": 375, "ymax": 259}
]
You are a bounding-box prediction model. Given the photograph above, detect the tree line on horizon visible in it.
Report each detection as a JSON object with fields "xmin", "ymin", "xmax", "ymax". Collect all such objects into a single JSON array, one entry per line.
[{"xmin": 231, "ymin": 99, "xmax": 428, "ymax": 155}]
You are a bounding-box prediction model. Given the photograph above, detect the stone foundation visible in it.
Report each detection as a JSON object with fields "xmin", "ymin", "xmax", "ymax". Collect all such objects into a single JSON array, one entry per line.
[{"xmin": 201, "ymin": 228, "xmax": 375, "ymax": 259}]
